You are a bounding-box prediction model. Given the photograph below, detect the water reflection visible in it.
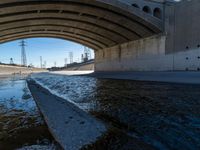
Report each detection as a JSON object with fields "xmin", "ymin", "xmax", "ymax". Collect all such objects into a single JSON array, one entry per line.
[{"xmin": 0, "ymin": 75, "xmax": 59, "ymax": 150}]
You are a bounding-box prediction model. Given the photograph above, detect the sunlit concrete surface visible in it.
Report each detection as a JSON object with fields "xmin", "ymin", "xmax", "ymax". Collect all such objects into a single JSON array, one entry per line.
[
  {"xmin": 90, "ymin": 71, "xmax": 200, "ymax": 84},
  {"xmin": 47, "ymin": 71, "xmax": 200, "ymax": 84},
  {"xmin": 0, "ymin": 65, "xmax": 48, "ymax": 75},
  {"xmin": 50, "ymin": 71, "xmax": 94, "ymax": 76}
]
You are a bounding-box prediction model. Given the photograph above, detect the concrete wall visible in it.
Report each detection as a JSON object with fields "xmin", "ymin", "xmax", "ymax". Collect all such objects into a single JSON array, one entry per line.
[
  {"xmin": 95, "ymin": 34, "xmax": 200, "ymax": 71},
  {"xmin": 119, "ymin": 0, "xmax": 164, "ymax": 20},
  {"xmin": 165, "ymin": 0, "xmax": 200, "ymax": 53},
  {"xmin": 0, "ymin": 65, "xmax": 48, "ymax": 75},
  {"xmin": 65, "ymin": 63, "xmax": 94, "ymax": 71}
]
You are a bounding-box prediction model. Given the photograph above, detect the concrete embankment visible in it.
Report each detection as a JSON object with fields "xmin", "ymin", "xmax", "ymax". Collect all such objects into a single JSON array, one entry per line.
[
  {"xmin": 47, "ymin": 71, "xmax": 200, "ymax": 85},
  {"xmin": 62, "ymin": 61, "xmax": 94, "ymax": 71},
  {"xmin": 0, "ymin": 65, "xmax": 47, "ymax": 75},
  {"xmin": 27, "ymin": 80, "xmax": 106, "ymax": 150},
  {"xmin": 66, "ymin": 63, "xmax": 94, "ymax": 71},
  {"xmin": 88, "ymin": 71, "xmax": 200, "ymax": 84}
]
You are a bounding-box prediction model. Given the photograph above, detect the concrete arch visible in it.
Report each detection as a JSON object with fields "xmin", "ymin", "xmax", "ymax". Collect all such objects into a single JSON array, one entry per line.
[
  {"xmin": 132, "ymin": 4, "xmax": 140, "ymax": 9},
  {"xmin": 153, "ymin": 8, "xmax": 162, "ymax": 19},
  {"xmin": 0, "ymin": 0, "xmax": 163, "ymax": 50},
  {"xmin": 0, "ymin": 32, "xmax": 102, "ymax": 50},
  {"xmin": 0, "ymin": 25, "xmax": 116, "ymax": 48},
  {"xmin": 143, "ymin": 6, "xmax": 152, "ymax": 14}
]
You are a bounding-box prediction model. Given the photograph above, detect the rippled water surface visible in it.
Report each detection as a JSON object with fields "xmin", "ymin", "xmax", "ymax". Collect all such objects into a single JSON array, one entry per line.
[
  {"xmin": 0, "ymin": 75, "xmax": 59, "ymax": 150},
  {"xmin": 1, "ymin": 73, "xmax": 200, "ymax": 150},
  {"xmin": 32, "ymin": 73, "xmax": 200, "ymax": 150}
]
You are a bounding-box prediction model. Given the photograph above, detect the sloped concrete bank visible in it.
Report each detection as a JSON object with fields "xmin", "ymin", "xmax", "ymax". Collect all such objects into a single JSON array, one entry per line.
[
  {"xmin": 65, "ymin": 63, "xmax": 94, "ymax": 71},
  {"xmin": 27, "ymin": 80, "xmax": 106, "ymax": 150},
  {"xmin": 86, "ymin": 71, "xmax": 200, "ymax": 85},
  {"xmin": 0, "ymin": 65, "xmax": 47, "ymax": 75}
]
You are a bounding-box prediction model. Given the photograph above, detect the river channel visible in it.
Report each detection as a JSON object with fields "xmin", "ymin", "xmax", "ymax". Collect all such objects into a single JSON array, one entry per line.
[
  {"xmin": 1, "ymin": 73, "xmax": 200, "ymax": 150},
  {"xmin": 0, "ymin": 75, "xmax": 60, "ymax": 150}
]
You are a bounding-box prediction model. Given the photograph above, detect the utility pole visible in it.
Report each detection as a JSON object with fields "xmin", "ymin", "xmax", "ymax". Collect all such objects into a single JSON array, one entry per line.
[
  {"xmin": 20, "ymin": 40, "xmax": 27, "ymax": 66},
  {"xmin": 40, "ymin": 56, "xmax": 43, "ymax": 68}
]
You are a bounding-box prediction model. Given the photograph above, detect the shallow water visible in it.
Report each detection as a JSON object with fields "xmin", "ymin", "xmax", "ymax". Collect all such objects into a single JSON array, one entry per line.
[
  {"xmin": 0, "ymin": 75, "xmax": 59, "ymax": 150},
  {"xmin": 32, "ymin": 73, "xmax": 200, "ymax": 150}
]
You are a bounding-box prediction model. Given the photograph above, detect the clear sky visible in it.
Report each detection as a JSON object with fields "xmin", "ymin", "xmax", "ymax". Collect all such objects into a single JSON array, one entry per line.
[{"xmin": 0, "ymin": 38, "xmax": 94, "ymax": 68}]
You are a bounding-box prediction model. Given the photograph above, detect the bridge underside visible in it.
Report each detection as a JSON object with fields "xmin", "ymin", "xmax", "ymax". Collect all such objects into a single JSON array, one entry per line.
[{"xmin": 0, "ymin": 0, "xmax": 162, "ymax": 50}]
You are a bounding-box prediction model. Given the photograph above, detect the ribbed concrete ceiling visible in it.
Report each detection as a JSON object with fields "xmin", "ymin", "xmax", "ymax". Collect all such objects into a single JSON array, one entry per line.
[{"xmin": 0, "ymin": 0, "xmax": 163, "ymax": 50}]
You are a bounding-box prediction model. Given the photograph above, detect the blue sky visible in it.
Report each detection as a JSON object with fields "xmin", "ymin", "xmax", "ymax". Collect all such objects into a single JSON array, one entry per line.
[{"xmin": 0, "ymin": 38, "xmax": 94, "ymax": 68}]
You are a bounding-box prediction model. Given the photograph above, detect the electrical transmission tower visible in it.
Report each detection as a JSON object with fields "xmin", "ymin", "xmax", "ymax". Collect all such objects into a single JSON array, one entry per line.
[
  {"xmin": 69, "ymin": 52, "xmax": 73, "ymax": 64},
  {"xmin": 20, "ymin": 40, "xmax": 27, "ymax": 66},
  {"xmin": 64, "ymin": 58, "xmax": 68, "ymax": 67},
  {"xmin": 10, "ymin": 58, "xmax": 14, "ymax": 64},
  {"xmin": 40, "ymin": 56, "xmax": 43, "ymax": 68},
  {"xmin": 44, "ymin": 61, "xmax": 47, "ymax": 68},
  {"xmin": 83, "ymin": 47, "xmax": 91, "ymax": 62}
]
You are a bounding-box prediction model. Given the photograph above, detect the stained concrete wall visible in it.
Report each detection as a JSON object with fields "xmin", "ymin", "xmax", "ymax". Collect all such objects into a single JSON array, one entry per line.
[
  {"xmin": 0, "ymin": 0, "xmax": 163, "ymax": 50},
  {"xmin": 64, "ymin": 63, "xmax": 94, "ymax": 71},
  {"xmin": 120, "ymin": 0, "xmax": 164, "ymax": 13},
  {"xmin": 95, "ymin": 34, "xmax": 200, "ymax": 71},
  {"xmin": 165, "ymin": 0, "xmax": 200, "ymax": 54}
]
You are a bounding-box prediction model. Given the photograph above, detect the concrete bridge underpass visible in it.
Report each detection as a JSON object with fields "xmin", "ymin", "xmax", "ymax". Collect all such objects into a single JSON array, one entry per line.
[
  {"xmin": 0, "ymin": 0, "xmax": 199, "ymax": 71},
  {"xmin": 0, "ymin": 0, "xmax": 163, "ymax": 48}
]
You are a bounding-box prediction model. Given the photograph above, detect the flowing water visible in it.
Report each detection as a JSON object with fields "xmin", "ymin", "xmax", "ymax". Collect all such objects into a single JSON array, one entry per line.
[
  {"xmin": 0, "ymin": 75, "xmax": 60, "ymax": 150},
  {"xmin": 32, "ymin": 73, "xmax": 200, "ymax": 150},
  {"xmin": 1, "ymin": 73, "xmax": 200, "ymax": 150}
]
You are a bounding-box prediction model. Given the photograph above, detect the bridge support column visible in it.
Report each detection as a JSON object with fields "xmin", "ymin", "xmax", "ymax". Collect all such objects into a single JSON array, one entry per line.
[{"xmin": 95, "ymin": 34, "xmax": 200, "ymax": 71}]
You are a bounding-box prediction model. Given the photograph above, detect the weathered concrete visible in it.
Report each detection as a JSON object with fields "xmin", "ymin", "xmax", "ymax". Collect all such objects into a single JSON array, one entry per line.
[
  {"xmin": 46, "ymin": 71, "xmax": 200, "ymax": 85},
  {"xmin": 28, "ymin": 80, "xmax": 106, "ymax": 150},
  {"xmin": 0, "ymin": 65, "xmax": 47, "ymax": 75},
  {"xmin": 95, "ymin": 34, "xmax": 200, "ymax": 71},
  {"xmin": 165, "ymin": 0, "xmax": 200, "ymax": 54},
  {"xmin": 120, "ymin": 0, "xmax": 164, "ymax": 19},
  {"xmin": 1, "ymin": 0, "xmax": 200, "ymax": 72},
  {"xmin": 64, "ymin": 61, "xmax": 94, "ymax": 71},
  {"xmin": 89, "ymin": 71, "xmax": 200, "ymax": 85},
  {"xmin": 0, "ymin": 0, "xmax": 162, "ymax": 50},
  {"xmin": 65, "ymin": 63, "xmax": 94, "ymax": 71},
  {"xmin": 94, "ymin": 0, "xmax": 200, "ymax": 71}
]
